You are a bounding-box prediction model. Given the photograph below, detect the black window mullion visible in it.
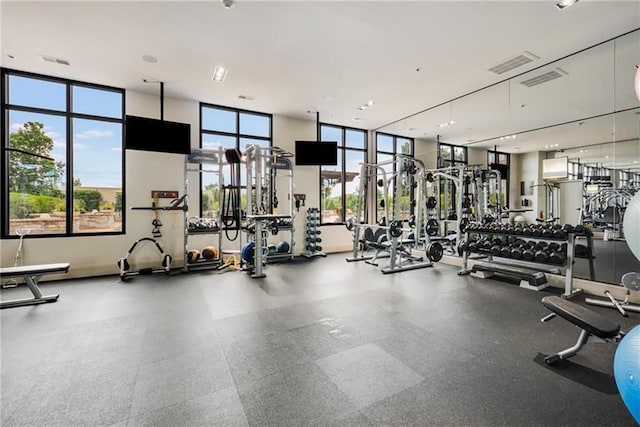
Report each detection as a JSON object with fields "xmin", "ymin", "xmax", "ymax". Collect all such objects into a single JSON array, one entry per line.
[{"xmin": 65, "ymin": 82, "xmax": 73, "ymax": 235}]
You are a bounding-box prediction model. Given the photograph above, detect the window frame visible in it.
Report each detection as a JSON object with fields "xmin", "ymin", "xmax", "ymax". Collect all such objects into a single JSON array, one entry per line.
[
  {"xmin": 1, "ymin": 68, "xmax": 125, "ymax": 238},
  {"xmin": 436, "ymin": 141, "xmax": 468, "ymax": 220},
  {"xmin": 199, "ymin": 103, "xmax": 272, "ymax": 217},
  {"xmin": 319, "ymin": 123, "xmax": 368, "ymax": 225}
]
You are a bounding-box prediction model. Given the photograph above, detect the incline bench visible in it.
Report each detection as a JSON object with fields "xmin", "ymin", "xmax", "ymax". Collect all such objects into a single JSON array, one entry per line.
[
  {"xmin": 540, "ymin": 295, "xmax": 622, "ymax": 365},
  {"xmin": 0, "ymin": 263, "xmax": 69, "ymax": 309}
]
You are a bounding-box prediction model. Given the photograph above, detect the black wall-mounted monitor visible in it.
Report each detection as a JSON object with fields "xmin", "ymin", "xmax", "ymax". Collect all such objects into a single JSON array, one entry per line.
[
  {"xmin": 295, "ymin": 140, "xmax": 338, "ymax": 166},
  {"xmin": 125, "ymin": 115, "xmax": 191, "ymax": 155}
]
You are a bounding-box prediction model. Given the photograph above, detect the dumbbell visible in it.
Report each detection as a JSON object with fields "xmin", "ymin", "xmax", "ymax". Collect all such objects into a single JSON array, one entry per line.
[
  {"xmin": 534, "ymin": 244, "xmax": 550, "ymax": 263},
  {"xmin": 481, "ymin": 239, "xmax": 493, "ymax": 251},
  {"xmin": 468, "ymin": 241, "xmax": 479, "ymax": 253},
  {"xmin": 549, "ymin": 248, "xmax": 566, "ymax": 265},
  {"xmin": 491, "ymin": 245, "xmax": 502, "ymax": 256},
  {"xmin": 522, "ymin": 245, "xmax": 535, "ymax": 261},
  {"xmin": 306, "ymin": 237, "xmax": 322, "ymax": 243},
  {"xmin": 500, "ymin": 246, "xmax": 512, "ymax": 258},
  {"xmin": 511, "ymin": 245, "xmax": 523, "ymax": 259},
  {"xmin": 530, "ymin": 225, "xmax": 543, "ymax": 237},
  {"xmin": 547, "ymin": 242, "xmax": 560, "ymax": 252}
]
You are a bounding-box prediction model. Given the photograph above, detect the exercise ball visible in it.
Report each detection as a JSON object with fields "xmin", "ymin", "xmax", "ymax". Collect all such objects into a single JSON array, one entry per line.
[
  {"xmin": 614, "ymin": 324, "xmax": 640, "ymax": 424},
  {"xmin": 624, "ymin": 192, "xmax": 640, "ymax": 262},
  {"xmin": 513, "ymin": 215, "xmax": 526, "ymax": 225},
  {"xmin": 276, "ymin": 240, "xmax": 290, "ymax": 253},
  {"xmin": 201, "ymin": 246, "xmax": 218, "ymax": 260}
]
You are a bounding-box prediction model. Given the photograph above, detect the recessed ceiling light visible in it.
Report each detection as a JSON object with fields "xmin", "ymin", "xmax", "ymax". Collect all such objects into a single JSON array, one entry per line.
[
  {"xmin": 238, "ymin": 95, "xmax": 254, "ymax": 101},
  {"xmin": 221, "ymin": 0, "xmax": 235, "ymax": 9},
  {"xmin": 556, "ymin": 0, "xmax": 579, "ymax": 10},
  {"xmin": 212, "ymin": 66, "xmax": 228, "ymax": 82},
  {"xmin": 356, "ymin": 106, "xmax": 367, "ymax": 111},
  {"xmin": 142, "ymin": 54, "xmax": 158, "ymax": 63},
  {"xmin": 366, "ymin": 100, "xmax": 375, "ymax": 107}
]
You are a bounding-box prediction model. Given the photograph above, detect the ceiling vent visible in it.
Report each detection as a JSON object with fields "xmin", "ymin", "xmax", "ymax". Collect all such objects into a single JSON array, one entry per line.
[
  {"xmin": 238, "ymin": 95, "xmax": 255, "ymax": 101},
  {"xmin": 520, "ymin": 67, "xmax": 568, "ymax": 87},
  {"xmin": 488, "ymin": 51, "xmax": 539, "ymax": 75},
  {"xmin": 38, "ymin": 54, "xmax": 70, "ymax": 66}
]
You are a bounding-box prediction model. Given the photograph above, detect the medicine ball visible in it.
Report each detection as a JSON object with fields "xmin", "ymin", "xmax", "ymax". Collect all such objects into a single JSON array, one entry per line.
[
  {"xmin": 241, "ymin": 242, "xmax": 255, "ymax": 263},
  {"xmin": 201, "ymin": 246, "xmax": 218, "ymax": 260},
  {"xmin": 276, "ymin": 241, "xmax": 290, "ymax": 253},
  {"xmin": 187, "ymin": 249, "xmax": 200, "ymax": 263},
  {"xmin": 268, "ymin": 244, "xmax": 277, "ymax": 255}
]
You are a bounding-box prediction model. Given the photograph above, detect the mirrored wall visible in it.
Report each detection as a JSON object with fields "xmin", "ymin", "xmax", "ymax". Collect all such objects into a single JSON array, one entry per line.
[{"xmin": 376, "ymin": 29, "xmax": 640, "ymax": 285}]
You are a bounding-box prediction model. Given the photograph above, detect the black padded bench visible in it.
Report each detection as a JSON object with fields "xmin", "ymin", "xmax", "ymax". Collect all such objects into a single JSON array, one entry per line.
[
  {"xmin": 0, "ymin": 263, "xmax": 69, "ymax": 309},
  {"xmin": 541, "ymin": 295, "xmax": 621, "ymax": 365}
]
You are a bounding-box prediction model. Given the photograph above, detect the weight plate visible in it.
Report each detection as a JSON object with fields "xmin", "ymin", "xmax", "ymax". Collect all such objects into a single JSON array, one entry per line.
[
  {"xmin": 426, "ymin": 242, "xmax": 443, "ymax": 262},
  {"xmin": 426, "ymin": 196, "xmax": 437, "ymax": 210},
  {"xmin": 426, "ymin": 218, "xmax": 439, "ymax": 236}
]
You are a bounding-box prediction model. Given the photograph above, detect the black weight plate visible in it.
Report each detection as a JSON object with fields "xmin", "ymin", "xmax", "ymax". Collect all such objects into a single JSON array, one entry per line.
[
  {"xmin": 426, "ymin": 197, "xmax": 437, "ymax": 210},
  {"xmin": 426, "ymin": 218, "xmax": 439, "ymax": 236},
  {"xmin": 426, "ymin": 242, "xmax": 443, "ymax": 262}
]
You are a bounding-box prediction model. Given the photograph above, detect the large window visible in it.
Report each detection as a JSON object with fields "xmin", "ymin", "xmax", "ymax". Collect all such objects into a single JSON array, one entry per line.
[
  {"xmin": 200, "ymin": 104, "xmax": 272, "ymax": 215},
  {"xmin": 376, "ymin": 133, "xmax": 414, "ymax": 222},
  {"xmin": 320, "ymin": 124, "xmax": 367, "ymax": 224},
  {"xmin": 438, "ymin": 142, "xmax": 467, "ymax": 169},
  {"xmin": 2, "ymin": 69, "xmax": 124, "ymax": 237},
  {"xmin": 568, "ymin": 162, "xmax": 582, "ymax": 180}
]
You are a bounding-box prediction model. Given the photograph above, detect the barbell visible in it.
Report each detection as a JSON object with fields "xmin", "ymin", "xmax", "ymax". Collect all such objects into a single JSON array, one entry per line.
[{"xmin": 345, "ymin": 218, "xmax": 410, "ymax": 238}]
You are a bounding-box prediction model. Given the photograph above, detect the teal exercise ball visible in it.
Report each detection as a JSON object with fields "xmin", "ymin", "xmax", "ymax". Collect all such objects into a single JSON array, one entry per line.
[{"xmin": 614, "ymin": 324, "xmax": 640, "ymax": 424}]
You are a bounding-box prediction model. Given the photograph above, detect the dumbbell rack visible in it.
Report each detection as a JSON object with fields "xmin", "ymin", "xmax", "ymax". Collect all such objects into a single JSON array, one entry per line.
[
  {"xmin": 302, "ymin": 208, "xmax": 326, "ymax": 258},
  {"xmin": 459, "ymin": 224, "xmax": 582, "ymax": 299}
]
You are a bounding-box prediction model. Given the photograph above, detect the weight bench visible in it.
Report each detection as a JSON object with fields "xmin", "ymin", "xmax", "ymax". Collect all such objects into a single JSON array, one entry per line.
[
  {"xmin": 540, "ymin": 295, "xmax": 622, "ymax": 365},
  {"xmin": 0, "ymin": 263, "xmax": 69, "ymax": 309}
]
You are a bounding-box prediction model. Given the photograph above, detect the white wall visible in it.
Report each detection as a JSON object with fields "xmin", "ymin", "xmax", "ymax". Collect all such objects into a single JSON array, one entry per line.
[{"xmin": 516, "ymin": 151, "xmax": 545, "ymax": 224}]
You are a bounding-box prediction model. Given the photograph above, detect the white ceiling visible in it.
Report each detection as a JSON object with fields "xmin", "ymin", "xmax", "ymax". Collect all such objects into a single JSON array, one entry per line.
[{"xmin": 1, "ymin": 0, "xmax": 639, "ymax": 160}]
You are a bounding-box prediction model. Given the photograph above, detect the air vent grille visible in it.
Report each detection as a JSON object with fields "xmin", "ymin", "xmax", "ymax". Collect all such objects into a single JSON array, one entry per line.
[
  {"xmin": 520, "ymin": 68, "xmax": 568, "ymax": 87},
  {"xmin": 38, "ymin": 54, "xmax": 70, "ymax": 66},
  {"xmin": 488, "ymin": 51, "xmax": 539, "ymax": 75}
]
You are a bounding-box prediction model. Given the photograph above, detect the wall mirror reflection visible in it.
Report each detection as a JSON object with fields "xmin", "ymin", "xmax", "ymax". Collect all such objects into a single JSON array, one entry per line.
[{"xmin": 376, "ymin": 29, "xmax": 640, "ymax": 285}]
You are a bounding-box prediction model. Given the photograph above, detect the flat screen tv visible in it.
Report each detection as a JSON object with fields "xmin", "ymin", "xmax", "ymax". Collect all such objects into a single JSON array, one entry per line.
[
  {"xmin": 295, "ymin": 141, "xmax": 338, "ymax": 166},
  {"xmin": 125, "ymin": 115, "xmax": 191, "ymax": 155}
]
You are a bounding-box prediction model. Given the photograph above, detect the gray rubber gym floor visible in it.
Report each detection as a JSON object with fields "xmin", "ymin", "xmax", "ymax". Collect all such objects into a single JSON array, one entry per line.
[{"xmin": 1, "ymin": 254, "xmax": 637, "ymax": 426}]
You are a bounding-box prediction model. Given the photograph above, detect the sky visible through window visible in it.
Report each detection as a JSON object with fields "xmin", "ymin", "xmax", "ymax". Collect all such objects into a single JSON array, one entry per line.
[{"xmin": 9, "ymin": 76, "xmax": 122, "ymax": 188}]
